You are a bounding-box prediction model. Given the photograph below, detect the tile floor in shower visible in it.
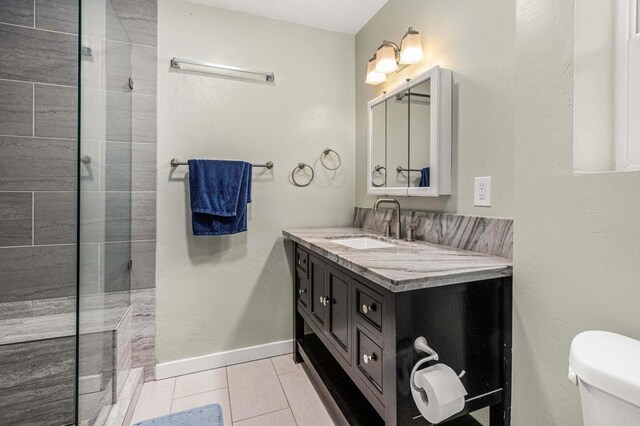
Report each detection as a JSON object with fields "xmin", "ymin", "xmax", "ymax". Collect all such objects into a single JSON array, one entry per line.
[{"xmin": 130, "ymin": 355, "xmax": 335, "ymax": 425}]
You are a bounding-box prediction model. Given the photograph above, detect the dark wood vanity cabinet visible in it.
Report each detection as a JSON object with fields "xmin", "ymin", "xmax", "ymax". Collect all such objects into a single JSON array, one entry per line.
[{"xmin": 292, "ymin": 244, "xmax": 513, "ymax": 426}]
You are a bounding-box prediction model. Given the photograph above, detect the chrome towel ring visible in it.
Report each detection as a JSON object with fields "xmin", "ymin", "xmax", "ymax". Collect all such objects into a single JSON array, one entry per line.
[
  {"xmin": 371, "ymin": 164, "xmax": 386, "ymax": 187},
  {"xmin": 320, "ymin": 148, "xmax": 341, "ymax": 171},
  {"xmin": 292, "ymin": 163, "xmax": 314, "ymax": 187}
]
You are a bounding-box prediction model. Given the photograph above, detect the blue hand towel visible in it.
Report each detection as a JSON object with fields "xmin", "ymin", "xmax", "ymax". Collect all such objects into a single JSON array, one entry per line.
[
  {"xmin": 419, "ymin": 167, "xmax": 430, "ymax": 187},
  {"xmin": 188, "ymin": 159, "xmax": 252, "ymax": 236}
]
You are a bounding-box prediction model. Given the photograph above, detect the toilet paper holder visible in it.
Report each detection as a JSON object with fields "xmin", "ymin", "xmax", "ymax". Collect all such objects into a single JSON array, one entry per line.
[{"xmin": 411, "ymin": 337, "xmax": 466, "ymax": 390}]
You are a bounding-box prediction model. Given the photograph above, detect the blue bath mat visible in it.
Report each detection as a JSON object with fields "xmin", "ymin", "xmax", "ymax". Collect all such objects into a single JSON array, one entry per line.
[{"xmin": 134, "ymin": 404, "xmax": 223, "ymax": 426}]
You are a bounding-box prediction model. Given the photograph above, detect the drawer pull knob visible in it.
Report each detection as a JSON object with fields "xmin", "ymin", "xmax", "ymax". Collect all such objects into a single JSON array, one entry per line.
[
  {"xmin": 362, "ymin": 303, "xmax": 376, "ymax": 314},
  {"xmin": 363, "ymin": 353, "xmax": 377, "ymax": 364},
  {"xmin": 298, "ymin": 288, "xmax": 306, "ymax": 295},
  {"xmin": 319, "ymin": 296, "xmax": 329, "ymax": 306}
]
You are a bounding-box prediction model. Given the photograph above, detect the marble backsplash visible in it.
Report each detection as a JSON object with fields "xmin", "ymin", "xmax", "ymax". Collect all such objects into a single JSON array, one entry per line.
[{"xmin": 354, "ymin": 207, "xmax": 513, "ymax": 259}]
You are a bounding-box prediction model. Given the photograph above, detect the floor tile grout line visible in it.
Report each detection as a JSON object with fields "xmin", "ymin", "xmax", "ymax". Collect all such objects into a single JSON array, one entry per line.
[
  {"xmin": 168, "ymin": 377, "xmax": 177, "ymax": 414},
  {"xmin": 234, "ymin": 408, "xmax": 294, "ymax": 425},
  {"xmin": 271, "ymin": 358, "xmax": 299, "ymax": 426},
  {"xmin": 171, "ymin": 384, "xmax": 229, "ymax": 401},
  {"xmin": 225, "ymin": 366, "xmax": 235, "ymax": 423}
]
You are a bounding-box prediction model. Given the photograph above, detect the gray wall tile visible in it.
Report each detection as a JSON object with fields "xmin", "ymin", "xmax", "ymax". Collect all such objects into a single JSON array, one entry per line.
[
  {"xmin": 34, "ymin": 191, "xmax": 76, "ymax": 245},
  {"xmin": 0, "ymin": 0, "xmax": 33, "ymax": 26},
  {"xmin": 105, "ymin": 40, "xmax": 132, "ymax": 92},
  {"xmin": 35, "ymin": 84, "xmax": 78, "ymax": 139},
  {"xmin": 35, "ymin": 0, "xmax": 78, "ymax": 34},
  {"xmin": 111, "ymin": 0, "xmax": 157, "ymax": 47},
  {"xmin": 80, "ymin": 139, "xmax": 100, "ymax": 191},
  {"xmin": 104, "ymin": 191, "xmax": 131, "ymax": 242},
  {"xmin": 131, "ymin": 240, "xmax": 155, "ymax": 289},
  {"xmin": 132, "ymin": 94, "xmax": 156, "ymax": 143},
  {"xmin": 0, "ymin": 192, "xmax": 32, "ymax": 247},
  {"xmin": 0, "ymin": 24, "xmax": 77, "ymax": 86},
  {"xmin": 0, "ymin": 136, "xmax": 76, "ymax": 191},
  {"xmin": 106, "ymin": 91, "xmax": 132, "ymax": 142},
  {"xmin": 31, "ymin": 296, "xmax": 75, "ymax": 316},
  {"xmin": 0, "ymin": 301, "xmax": 31, "ymax": 320},
  {"xmin": 0, "ymin": 336, "xmax": 75, "ymax": 388},
  {"xmin": 0, "ymin": 337, "xmax": 75, "ymax": 425},
  {"xmin": 0, "ymin": 244, "xmax": 75, "ymax": 303},
  {"xmin": 79, "ymin": 242, "xmax": 100, "ymax": 294},
  {"xmin": 105, "ymin": 142, "xmax": 131, "ymax": 191},
  {"xmin": 103, "ymin": 192, "xmax": 158, "ymax": 243},
  {"xmin": 131, "ymin": 191, "xmax": 155, "ymax": 241},
  {"xmin": 0, "ymin": 80, "xmax": 33, "ymax": 136},
  {"xmin": 103, "ymin": 242, "xmax": 131, "ymax": 292},
  {"xmin": 132, "ymin": 45, "xmax": 156, "ymax": 95},
  {"xmin": 132, "ymin": 143, "xmax": 156, "ymax": 191},
  {"xmin": 131, "ymin": 288, "xmax": 155, "ymax": 380}
]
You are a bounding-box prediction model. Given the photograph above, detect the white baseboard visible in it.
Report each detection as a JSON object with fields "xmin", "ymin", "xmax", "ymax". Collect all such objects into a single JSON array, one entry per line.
[{"xmin": 155, "ymin": 339, "xmax": 293, "ymax": 380}]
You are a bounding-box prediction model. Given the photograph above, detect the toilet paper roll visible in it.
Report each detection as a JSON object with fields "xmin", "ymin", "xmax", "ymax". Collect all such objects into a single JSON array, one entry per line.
[{"xmin": 411, "ymin": 363, "xmax": 468, "ymax": 424}]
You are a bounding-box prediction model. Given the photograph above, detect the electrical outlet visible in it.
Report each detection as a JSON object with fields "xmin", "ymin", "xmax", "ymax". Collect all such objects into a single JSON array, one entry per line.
[{"xmin": 474, "ymin": 177, "xmax": 491, "ymax": 207}]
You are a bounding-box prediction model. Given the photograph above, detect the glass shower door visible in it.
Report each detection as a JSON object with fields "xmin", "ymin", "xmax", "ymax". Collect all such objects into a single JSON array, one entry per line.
[{"xmin": 77, "ymin": 0, "xmax": 133, "ymax": 423}]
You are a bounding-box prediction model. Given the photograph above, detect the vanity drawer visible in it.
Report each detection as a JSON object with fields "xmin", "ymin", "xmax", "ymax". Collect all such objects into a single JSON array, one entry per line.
[
  {"xmin": 355, "ymin": 282, "xmax": 383, "ymax": 332},
  {"xmin": 296, "ymin": 247, "xmax": 309, "ymax": 277},
  {"xmin": 297, "ymin": 276, "xmax": 309, "ymax": 311},
  {"xmin": 356, "ymin": 326, "xmax": 383, "ymax": 394}
]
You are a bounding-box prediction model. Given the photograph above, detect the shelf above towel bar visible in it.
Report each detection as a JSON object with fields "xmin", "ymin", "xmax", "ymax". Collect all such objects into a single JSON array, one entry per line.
[{"xmin": 170, "ymin": 159, "xmax": 274, "ymax": 169}]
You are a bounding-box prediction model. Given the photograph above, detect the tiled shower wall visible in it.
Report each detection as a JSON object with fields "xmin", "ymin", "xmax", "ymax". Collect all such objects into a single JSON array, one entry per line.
[{"xmin": 0, "ymin": 0, "xmax": 158, "ymax": 421}]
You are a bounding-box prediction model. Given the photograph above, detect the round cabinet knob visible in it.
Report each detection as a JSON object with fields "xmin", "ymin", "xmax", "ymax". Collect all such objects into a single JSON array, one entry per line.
[
  {"xmin": 363, "ymin": 353, "xmax": 377, "ymax": 364},
  {"xmin": 362, "ymin": 303, "xmax": 376, "ymax": 314},
  {"xmin": 298, "ymin": 288, "xmax": 306, "ymax": 295}
]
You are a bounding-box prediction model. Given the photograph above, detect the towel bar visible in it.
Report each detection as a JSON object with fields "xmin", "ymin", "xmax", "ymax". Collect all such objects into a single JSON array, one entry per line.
[
  {"xmin": 396, "ymin": 166, "xmax": 422, "ymax": 173},
  {"xmin": 170, "ymin": 159, "xmax": 274, "ymax": 169}
]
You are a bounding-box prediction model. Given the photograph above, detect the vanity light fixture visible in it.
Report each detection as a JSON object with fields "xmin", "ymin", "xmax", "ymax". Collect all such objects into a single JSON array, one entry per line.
[
  {"xmin": 366, "ymin": 27, "xmax": 424, "ymax": 85},
  {"xmin": 399, "ymin": 27, "xmax": 424, "ymax": 64},
  {"xmin": 375, "ymin": 41, "xmax": 400, "ymax": 74},
  {"xmin": 365, "ymin": 55, "xmax": 387, "ymax": 85}
]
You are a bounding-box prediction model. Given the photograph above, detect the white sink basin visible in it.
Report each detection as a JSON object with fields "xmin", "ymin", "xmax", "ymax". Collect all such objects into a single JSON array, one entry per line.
[{"xmin": 330, "ymin": 237, "xmax": 396, "ymax": 250}]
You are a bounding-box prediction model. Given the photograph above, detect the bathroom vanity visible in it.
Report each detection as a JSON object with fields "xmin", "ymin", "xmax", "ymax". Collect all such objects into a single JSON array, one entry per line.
[{"xmin": 284, "ymin": 227, "xmax": 513, "ymax": 426}]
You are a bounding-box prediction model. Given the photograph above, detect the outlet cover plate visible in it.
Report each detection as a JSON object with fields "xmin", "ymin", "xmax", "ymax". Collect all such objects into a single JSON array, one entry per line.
[{"xmin": 474, "ymin": 176, "xmax": 491, "ymax": 207}]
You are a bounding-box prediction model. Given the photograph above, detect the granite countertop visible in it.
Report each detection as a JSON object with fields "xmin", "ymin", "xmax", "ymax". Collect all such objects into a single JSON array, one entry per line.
[{"xmin": 283, "ymin": 227, "xmax": 513, "ymax": 293}]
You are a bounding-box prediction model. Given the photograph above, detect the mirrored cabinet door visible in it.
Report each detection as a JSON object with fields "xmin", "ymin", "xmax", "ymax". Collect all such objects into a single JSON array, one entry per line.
[
  {"xmin": 387, "ymin": 89, "xmax": 409, "ymax": 189},
  {"xmin": 367, "ymin": 65, "xmax": 451, "ymax": 197},
  {"xmin": 370, "ymin": 101, "xmax": 387, "ymax": 188},
  {"xmin": 408, "ymin": 79, "xmax": 432, "ymax": 189}
]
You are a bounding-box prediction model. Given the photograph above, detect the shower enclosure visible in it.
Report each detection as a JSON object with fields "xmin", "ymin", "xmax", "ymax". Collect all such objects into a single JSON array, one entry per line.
[{"xmin": 77, "ymin": 0, "xmax": 135, "ymax": 423}]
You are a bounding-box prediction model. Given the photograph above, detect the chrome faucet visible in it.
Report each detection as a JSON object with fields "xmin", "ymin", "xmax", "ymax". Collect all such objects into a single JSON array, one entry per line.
[{"xmin": 374, "ymin": 198, "xmax": 402, "ymax": 239}]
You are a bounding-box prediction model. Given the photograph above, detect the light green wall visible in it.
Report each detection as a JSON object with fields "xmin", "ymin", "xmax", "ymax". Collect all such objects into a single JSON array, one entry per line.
[
  {"xmin": 156, "ymin": 0, "xmax": 355, "ymax": 363},
  {"xmin": 513, "ymin": 0, "xmax": 640, "ymax": 424},
  {"xmin": 358, "ymin": 0, "xmax": 640, "ymax": 424},
  {"xmin": 355, "ymin": 0, "xmax": 515, "ymax": 217}
]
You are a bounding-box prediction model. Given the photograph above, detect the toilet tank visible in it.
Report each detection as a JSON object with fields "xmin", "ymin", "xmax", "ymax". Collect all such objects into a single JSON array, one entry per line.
[{"xmin": 569, "ymin": 331, "xmax": 640, "ymax": 426}]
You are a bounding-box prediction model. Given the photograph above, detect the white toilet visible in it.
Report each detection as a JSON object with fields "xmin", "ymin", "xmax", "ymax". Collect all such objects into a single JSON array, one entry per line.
[{"xmin": 569, "ymin": 330, "xmax": 640, "ymax": 426}]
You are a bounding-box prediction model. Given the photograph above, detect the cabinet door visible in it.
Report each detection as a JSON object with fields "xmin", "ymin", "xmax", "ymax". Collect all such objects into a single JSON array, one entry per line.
[
  {"xmin": 309, "ymin": 256, "xmax": 327, "ymax": 328},
  {"xmin": 327, "ymin": 267, "xmax": 351, "ymax": 359},
  {"xmin": 297, "ymin": 274, "xmax": 309, "ymax": 312}
]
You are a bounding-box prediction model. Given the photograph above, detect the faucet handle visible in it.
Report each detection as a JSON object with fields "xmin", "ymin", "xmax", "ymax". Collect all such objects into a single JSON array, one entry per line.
[
  {"xmin": 406, "ymin": 223, "xmax": 417, "ymax": 242},
  {"xmin": 382, "ymin": 220, "xmax": 391, "ymax": 237}
]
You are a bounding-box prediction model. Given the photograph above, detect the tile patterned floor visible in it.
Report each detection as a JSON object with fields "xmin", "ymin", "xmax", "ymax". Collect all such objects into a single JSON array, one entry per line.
[{"xmin": 129, "ymin": 355, "xmax": 335, "ymax": 426}]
